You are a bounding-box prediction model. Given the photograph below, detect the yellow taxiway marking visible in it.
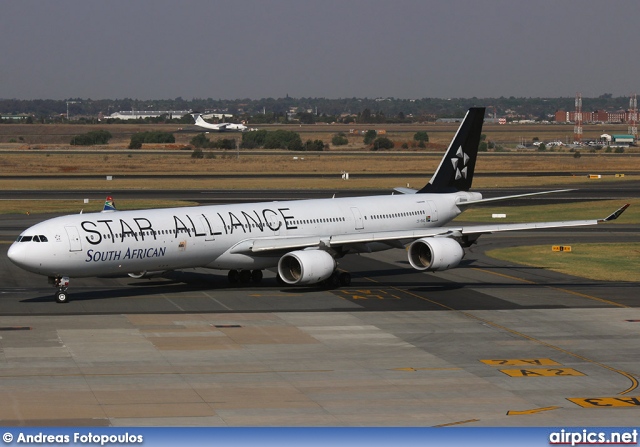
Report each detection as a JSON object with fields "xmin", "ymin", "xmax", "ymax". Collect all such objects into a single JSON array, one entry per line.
[
  {"xmin": 568, "ymin": 396, "xmax": 640, "ymax": 408},
  {"xmin": 248, "ymin": 294, "xmax": 303, "ymax": 297},
  {"xmin": 500, "ymin": 368, "xmax": 585, "ymax": 377},
  {"xmin": 507, "ymin": 406, "xmax": 560, "ymax": 416},
  {"xmin": 433, "ymin": 419, "xmax": 480, "ymax": 427},
  {"xmin": 363, "ymin": 277, "xmax": 638, "ymax": 395},
  {"xmin": 481, "ymin": 358, "xmax": 560, "ymax": 367}
]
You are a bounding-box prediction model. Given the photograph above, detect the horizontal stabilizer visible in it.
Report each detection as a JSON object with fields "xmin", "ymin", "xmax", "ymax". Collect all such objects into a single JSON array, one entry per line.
[
  {"xmin": 456, "ymin": 189, "xmax": 575, "ymax": 206},
  {"xmin": 393, "ymin": 187, "xmax": 418, "ymax": 194}
]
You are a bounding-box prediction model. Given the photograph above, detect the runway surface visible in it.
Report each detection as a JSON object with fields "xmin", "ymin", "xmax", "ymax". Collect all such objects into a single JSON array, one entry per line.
[{"xmin": 0, "ymin": 188, "xmax": 638, "ymax": 426}]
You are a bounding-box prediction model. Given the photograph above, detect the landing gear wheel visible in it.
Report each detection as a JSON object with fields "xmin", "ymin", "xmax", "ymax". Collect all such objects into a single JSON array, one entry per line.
[
  {"xmin": 251, "ymin": 270, "xmax": 263, "ymax": 283},
  {"xmin": 228, "ymin": 270, "xmax": 239, "ymax": 284},
  {"xmin": 326, "ymin": 272, "xmax": 341, "ymax": 289},
  {"xmin": 239, "ymin": 269, "xmax": 252, "ymax": 284},
  {"xmin": 276, "ymin": 274, "xmax": 286, "ymax": 286},
  {"xmin": 55, "ymin": 291, "xmax": 68, "ymax": 304},
  {"xmin": 338, "ymin": 272, "xmax": 351, "ymax": 286}
]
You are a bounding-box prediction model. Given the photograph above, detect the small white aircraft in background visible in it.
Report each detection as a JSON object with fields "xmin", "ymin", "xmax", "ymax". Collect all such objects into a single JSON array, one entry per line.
[
  {"xmin": 192, "ymin": 113, "xmax": 247, "ymax": 132},
  {"xmin": 8, "ymin": 107, "xmax": 629, "ymax": 303}
]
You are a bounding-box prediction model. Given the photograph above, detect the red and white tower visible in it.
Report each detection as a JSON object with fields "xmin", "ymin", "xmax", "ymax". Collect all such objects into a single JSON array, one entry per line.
[
  {"xmin": 574, "ymin": 92, "xmax": 583, "ymax": 143},
  {"xmin": 628, "ymin": 94, "xmax": 637, "ymax": 139}
]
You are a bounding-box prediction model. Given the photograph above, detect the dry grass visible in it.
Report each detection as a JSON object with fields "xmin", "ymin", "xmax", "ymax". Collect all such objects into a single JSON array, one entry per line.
[
  {"xmin": 0, "ymin": 152, "xmax": 639, "ymax": 177},
  {"xmin": 457, "ymin": 198, "xmax": 640, "ymax": 223},
  {"xmin": 486, "ymin": 243, "xmax": 640, "ymax": 282},
  {"xmin": 0, "ymin": 174, "xmax": 634, "ymax": 192}
]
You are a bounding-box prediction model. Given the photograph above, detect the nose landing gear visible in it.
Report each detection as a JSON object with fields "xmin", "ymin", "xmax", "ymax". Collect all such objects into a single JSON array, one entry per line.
[{"xmin": 49, "ymin": 276, "xmax": 70, "ymax": 303}]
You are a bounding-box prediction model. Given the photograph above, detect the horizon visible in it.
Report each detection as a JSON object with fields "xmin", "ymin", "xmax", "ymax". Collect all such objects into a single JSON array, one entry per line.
[{"xmin": 2, "ymin": 1, "xmax": 639, "ymax": 100}]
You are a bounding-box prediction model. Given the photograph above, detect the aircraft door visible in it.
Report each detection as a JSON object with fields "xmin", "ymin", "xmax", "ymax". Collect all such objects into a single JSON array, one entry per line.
[
  {"xmin": 427, "ymin": 201, "xmax": 439, "ymax": 222},
  {"xmin": 64, "ymin": 226, "xmax": 82, "ymax": 252},
  {"xmin": 351, "ymin": 207, "xmax": 364, "ymax": 230}
]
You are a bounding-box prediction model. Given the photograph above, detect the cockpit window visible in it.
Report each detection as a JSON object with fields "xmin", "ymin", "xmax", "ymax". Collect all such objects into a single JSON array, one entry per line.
[
  {"xmin": 33, "ymin": 235, "xmax": 41, "ymax": 242},
  {"xmin": 39, "ymin": 235, "xmax": 48, "ymax": 242},
  {"xmin": 20, "ymin": 236, "xmax": 33, "ymax": 242}
]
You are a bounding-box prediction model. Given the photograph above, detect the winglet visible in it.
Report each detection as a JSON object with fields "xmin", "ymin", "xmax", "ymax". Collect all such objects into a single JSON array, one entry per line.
[
  {"xmin": 600, "ymin": 204, "xmax": 630, "ymax": 222},
  {"xmin": 102, "ymin": 196, "xmax": 117, "ymax": 213}
]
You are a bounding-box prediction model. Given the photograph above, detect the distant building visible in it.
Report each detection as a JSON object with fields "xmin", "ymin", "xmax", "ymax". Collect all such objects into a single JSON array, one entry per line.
[
  {"xmin": 555, "ymin": 110, "xmax": 632, "ymax": 124},
  {"xmin": 106, "ymin": 110, "xmax": 192, "ymax": 120},
  {"xmin": 1, "ymin": 113, "xmax": 31, "ymax": 121}
]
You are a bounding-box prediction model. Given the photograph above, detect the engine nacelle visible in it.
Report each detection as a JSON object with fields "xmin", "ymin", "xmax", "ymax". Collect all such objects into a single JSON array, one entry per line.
[
  {"xmin": 278, "ymin": 250, "xmax": 336, "ymax": 285},
  {"xmin": 407, "ymin": 237, "xmax": 464, "ymax": 271},
  {"xmin": 128, "ymin": 271, "xmax": 166, "ymax": 279}
]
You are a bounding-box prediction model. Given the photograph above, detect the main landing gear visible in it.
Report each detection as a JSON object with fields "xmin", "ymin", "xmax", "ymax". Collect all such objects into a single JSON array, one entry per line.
[
  {"xmin": 228, "ymin": 269, "xmax": 351, "ymax": 288},
  {"xmin": 227, "ymin": 269, "xmax": 263, "ymax": 285},
  {"xmin": 49, "ymin": 276, "xmax": 70, "ymax": 303}
]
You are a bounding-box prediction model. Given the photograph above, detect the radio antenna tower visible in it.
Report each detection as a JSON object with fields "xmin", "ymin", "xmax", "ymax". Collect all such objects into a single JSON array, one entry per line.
[
  {"xmin": 629, "ymin": 94, "xmax": 638, "ymax": 140},
  {"xmin": 574, "ymin": 93, "xmax": 582, "ymax": 143}
]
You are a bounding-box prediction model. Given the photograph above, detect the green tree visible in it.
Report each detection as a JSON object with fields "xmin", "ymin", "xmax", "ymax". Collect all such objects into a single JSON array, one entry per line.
[
  {"xmin": 241, "ymin": 129, "xmax": 268, "ymax": 148},
  {"xmin": 190, "ymin": 133, "xmax": 211, "ymax": 148},
  {"xmin": 371, "ymin": 137, "xmax": 394, "ymax": 151},
  {"xmin": 413, "ymin": 131, "xmax": 429, "ymax": 143},
  {"xmin": 304, "ymin": 139, "xmax": 325, "ymax": 151},
  {"xmin": 363, "ymin": 129, "xmax": 377, "ymax": 145},
  {"xmin": 331, "ymin": 133, "xmax": 348, "ymax": 146},
  {"xmin": 218, "ymin": 138, "xmax": 236, "ymax": 150},
  {"xmin": 298, "ymin": 112, "xmax": 315, "ymax": 124},
  {"xmin": 264, "ymin": 130, "xmax": 302, "ymax": 150},
  {"xmin": 129, "ymin": 131, "xmax": 174, "ymax": 149},
  {"xmin": 71, "ymin": 130, "xmax": 112, "ymax": 146}
]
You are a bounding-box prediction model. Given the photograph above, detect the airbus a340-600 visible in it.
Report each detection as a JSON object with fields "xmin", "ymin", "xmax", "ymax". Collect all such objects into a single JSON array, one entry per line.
[{"xmin": 8, "ymin": 108, "xmax": 628, "ymax": 303}]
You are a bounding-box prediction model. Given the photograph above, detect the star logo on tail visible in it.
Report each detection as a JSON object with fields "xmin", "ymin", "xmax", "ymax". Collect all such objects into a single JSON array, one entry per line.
[{"xmin": 450, "ymin": 146, "xmax": 469, "ymax": 180}]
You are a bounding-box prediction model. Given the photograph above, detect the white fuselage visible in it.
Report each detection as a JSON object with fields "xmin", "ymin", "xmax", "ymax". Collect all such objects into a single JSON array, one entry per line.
[{"xmin": 8, "ymin": 192, "xmax": 479, "ymax": 278}]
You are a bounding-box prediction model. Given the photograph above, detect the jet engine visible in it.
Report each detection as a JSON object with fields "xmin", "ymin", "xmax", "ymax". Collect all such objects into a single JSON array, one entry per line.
[
  {"xmin": 278, "ymin": 250, "xmax": 336, "ymax": 285},
  {"xmin": 128, "ymin": 271, "xmax": 166, "ymax": 279},
  {"xmin": 407, "ymin": 237, "xmax": 464, "ymax": 271}
]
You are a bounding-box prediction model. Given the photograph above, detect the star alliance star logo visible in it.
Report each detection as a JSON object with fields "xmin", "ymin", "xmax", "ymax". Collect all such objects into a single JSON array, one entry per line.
[{"xmin": 451, "ymin": 145, "xmax": 469, "ymax": 180}]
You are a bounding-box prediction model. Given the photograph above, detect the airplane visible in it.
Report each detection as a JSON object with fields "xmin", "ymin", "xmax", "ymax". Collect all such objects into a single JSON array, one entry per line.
[
  {"xmin": 8, "ymin": 107, "xmax": 629, "ymax": 303},
  {"xmin": 192, "ymin": 113, "xmax": 248, "ymax": 132}
]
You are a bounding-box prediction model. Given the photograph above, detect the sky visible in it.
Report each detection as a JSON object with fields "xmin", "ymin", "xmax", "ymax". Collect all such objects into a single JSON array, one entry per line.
[{"xmin": 1, "ymin": 0, "xmax": 639, "ymax": 100}]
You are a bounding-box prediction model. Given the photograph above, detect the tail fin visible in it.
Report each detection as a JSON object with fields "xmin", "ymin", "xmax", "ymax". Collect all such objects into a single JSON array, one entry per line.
[
  {"xmin": 418, "ymin": 107, "xmax": 485, "ymax": 193},
  {"xmin": 102, "ymin": 196, "xmax": 117, "ymax": 213}
]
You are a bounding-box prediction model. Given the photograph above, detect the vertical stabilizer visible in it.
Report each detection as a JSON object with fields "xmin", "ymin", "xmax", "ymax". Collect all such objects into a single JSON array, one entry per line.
[
  {"xmin": 418, "ymin": 107, "xmax": 485, "ymax": 193},
  {"xmin": 101, "ymin": 196, "xmax": 117, "ymax": 213}
]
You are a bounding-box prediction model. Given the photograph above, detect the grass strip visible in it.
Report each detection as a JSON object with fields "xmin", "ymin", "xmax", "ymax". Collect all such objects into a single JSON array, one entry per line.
[{"xmin": 486, "ymin": 243, "xmax": 640, "ymax": 282}]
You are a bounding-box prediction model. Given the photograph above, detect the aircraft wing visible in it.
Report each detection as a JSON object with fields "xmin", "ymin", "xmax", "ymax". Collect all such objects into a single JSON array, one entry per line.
[{"xmin": 229, "ymin": 204, "xmax": 629, "ymax": 254}]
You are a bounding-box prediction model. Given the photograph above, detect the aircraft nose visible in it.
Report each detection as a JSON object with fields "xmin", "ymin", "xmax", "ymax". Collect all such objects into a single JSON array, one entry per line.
[
  {"xmin": 7, "ymin": 242, "xmax": 27, "ymax": 266},
  {"xmin": 7, "ymin": 241, "xmax": 35, "ymax": 272},
  {"xmin": 7, "ymin": 242, "xmax": 24, "ymax": 266}
]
